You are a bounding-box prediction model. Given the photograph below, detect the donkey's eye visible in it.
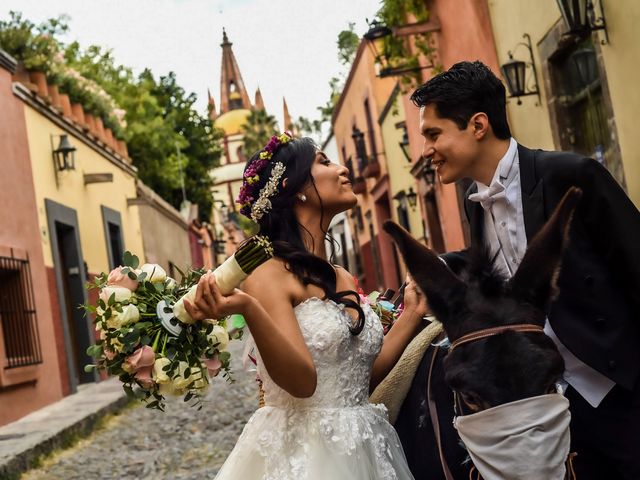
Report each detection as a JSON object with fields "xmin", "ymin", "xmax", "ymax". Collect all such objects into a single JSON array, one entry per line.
[{"xmin": 460, "ymin": 392, "xmax": 481, "ymax": 412}]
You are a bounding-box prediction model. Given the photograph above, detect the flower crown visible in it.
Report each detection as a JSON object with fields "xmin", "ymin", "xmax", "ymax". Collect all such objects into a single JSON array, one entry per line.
[{"xmin": 236, "ymin": 131, "xmax": 294, "ymax": 222}]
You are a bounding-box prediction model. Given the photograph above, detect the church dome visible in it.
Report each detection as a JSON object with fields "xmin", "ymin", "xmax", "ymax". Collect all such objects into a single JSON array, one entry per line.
[{"xmin": 214, "ymin": 108, "xmax": 251, "ymax": 136}]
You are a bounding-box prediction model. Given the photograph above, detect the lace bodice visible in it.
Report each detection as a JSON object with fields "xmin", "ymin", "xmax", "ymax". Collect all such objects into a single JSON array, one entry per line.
[
  {"xmin": 215, "ymin": 297, "xmax": 414, "ymax": 479},
  {"xmin": 257, "ymin": 297, "xmax": 383, "ymax": 409}
]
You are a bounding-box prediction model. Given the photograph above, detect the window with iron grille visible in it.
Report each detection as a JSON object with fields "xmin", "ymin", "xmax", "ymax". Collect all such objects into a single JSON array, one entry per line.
[{"xmin": 0, "ymin": 254, "xmax": 43, "ymax": 369}]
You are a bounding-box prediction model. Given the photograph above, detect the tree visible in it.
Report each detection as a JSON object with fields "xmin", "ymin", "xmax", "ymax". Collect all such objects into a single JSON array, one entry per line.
[
  {"xmin": 2, "ymin": 12, "xmax": 225, "ymax": 221},
  {"xmin": 240, "ymin": 108, "xmax": 278, "ymax": 158},
  {"xmin": 337, "ymin": 22, "xmax": 360, "ymax": 66}
]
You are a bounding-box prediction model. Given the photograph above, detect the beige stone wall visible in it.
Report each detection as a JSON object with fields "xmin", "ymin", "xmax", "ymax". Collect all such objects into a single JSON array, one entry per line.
[
  {"xmin": 136, "ymin": 194, "xmax": 192, "ymax": 273},
  {"xmin": 488, "ymin": 0, "xmax": 640, "ymax": 206}
]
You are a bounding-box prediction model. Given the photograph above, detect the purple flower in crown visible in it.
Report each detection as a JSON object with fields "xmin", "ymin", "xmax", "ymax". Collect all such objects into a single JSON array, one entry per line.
[{"xmin": 236, "ymin": 132, "xmax": 294, "ymax": 221}]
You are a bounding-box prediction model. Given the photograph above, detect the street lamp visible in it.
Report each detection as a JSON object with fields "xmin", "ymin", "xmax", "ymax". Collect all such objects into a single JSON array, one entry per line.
[
  {"xmin": 423, "ymin": 163, "xmax": 437, "ymax": 188},
  {"xmin": 393, "ymin": 188, "xmax": 418, "ymax": 212},
  {"xmin": 363, "ymin": 18, "xmax": 434, "ymax": 78},
  {"xmin": 52, "ymin": 134, "xmax": 76, "ymax": 172},
  {"xmin": 398, "ymin": 128, "xmax": 412, "ymax": 163},
  {"xmin": 556, "ymin": 0, "xmax": 609, "ymax": 44},
  {"xmin": 406, "ymin": 187, "xmax": 418, "ymax": 209},
  {"xmin": 572, "ymin": 48, "xmax": 599, "ymax": 89},
  {"xmin": 500, "ymin": 34, "xmax": 541, "ymax": 106},
  {"xmin": 363, "ymin": 19, "xmax": 391, "ymax": 64}
]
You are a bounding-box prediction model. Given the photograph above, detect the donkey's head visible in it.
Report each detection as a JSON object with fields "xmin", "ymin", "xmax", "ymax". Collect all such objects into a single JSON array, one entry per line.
[{"xmin": 385, "ymin": 187, "xmax": 582, "ymax": 411}]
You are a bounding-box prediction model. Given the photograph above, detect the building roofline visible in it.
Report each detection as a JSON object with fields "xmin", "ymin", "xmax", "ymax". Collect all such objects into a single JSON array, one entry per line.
[
  {"xmin": 0, "ymin": 49, "xmax": 17, "ymax": 74},
  {"xmin": 13, "ymin": 81, "xmax": 137, "ymax": 177},
  {"xmin": 331, "ymin": 40, "xmax": 368, "ymax": 126}
]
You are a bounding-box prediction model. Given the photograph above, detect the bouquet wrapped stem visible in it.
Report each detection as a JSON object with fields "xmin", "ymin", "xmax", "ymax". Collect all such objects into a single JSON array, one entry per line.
[{"xmin": 173, "ymin": 235, "xmax": 274, "ymax": 324}]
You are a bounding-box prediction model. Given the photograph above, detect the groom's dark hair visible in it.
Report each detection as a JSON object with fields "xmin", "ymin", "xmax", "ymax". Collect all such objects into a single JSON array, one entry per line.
[{"xmin": 411, "ymin": 61, "xmax": 511, "ymax": 140}]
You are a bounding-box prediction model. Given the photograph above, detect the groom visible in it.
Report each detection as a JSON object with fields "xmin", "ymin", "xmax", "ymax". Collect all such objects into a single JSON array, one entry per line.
[{"xmin": 397, "ymin": 61, "xmax": 640, "ymax": 478}]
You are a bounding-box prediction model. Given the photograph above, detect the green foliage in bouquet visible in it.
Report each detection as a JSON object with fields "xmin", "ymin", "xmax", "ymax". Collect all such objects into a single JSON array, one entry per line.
[
  {"xmin": 367, "ymin": 290, "xmax": 401, "ymax": 335},
  {"xmin": 84, "ymin": 252, "xmax": 240, "ymax": 411}
]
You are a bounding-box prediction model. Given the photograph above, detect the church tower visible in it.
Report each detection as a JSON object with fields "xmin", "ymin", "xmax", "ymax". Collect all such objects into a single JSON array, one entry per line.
[
  {"xmin": 219, "ymin": 28, "xmax": 251, "ymax": 114},
  {"xmin": 213, "ymin": 29, "xmax": 253, "ymax": 166}
]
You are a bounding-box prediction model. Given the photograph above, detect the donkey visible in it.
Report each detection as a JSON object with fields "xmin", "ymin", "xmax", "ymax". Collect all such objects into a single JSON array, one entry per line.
[{"xmin": 384, "ymin": 187, "xmax": 582, "ymax": 479}]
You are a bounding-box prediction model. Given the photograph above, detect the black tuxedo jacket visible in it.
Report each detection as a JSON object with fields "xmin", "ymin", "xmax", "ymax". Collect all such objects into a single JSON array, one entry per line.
[{"xmin": 446, "ymin": 145, "xmax": 640, "ymax": 390}]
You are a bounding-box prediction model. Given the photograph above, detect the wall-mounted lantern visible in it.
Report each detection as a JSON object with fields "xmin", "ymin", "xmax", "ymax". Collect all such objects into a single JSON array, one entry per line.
[
  {"xmin": 363, "ymin": 18, "xmax": 436, "ymax": 78},
  {"xmin": 556, "ymin": 0, "xmax": 609, "ymax": 44},
  {"xmin": 398, "ymin": 128, "xmax": 412, "ymax": 163},
  {"xmin": 52, "ymin": 134, "xmax": 76, "ymax": 172},
  {"xmin": 406, "ymin": 187, "xmax": 418, "ymax": 209},
  {"xmin": 393, "ymin": 187, "xmax": 418, "ymax": 211},
  {"xmin": 500, "ymin": 34, "xmax": 541, "ymax": 106},
  {"xmin": 424, "ymin": 162, "xmax": 437, "ymax": 187}
]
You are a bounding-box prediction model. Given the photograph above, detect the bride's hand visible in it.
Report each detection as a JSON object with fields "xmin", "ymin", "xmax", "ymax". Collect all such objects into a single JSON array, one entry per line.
[
  {"xmin": 184, "ymin": 272, "xmax": 255, "ymax": 321},
  {"xmin": 401, "ymin": 274, "xmax": 429, "ymax": 323}
]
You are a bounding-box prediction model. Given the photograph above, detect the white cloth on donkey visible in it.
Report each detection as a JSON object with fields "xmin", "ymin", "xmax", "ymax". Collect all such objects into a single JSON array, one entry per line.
[{"xmin": 454, "ymin": 393, "xmax": 571, "ymax": 480}]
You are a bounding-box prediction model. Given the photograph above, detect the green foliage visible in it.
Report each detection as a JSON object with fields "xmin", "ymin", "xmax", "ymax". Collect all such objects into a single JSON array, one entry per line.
[
  {"xmin": 240, "ymin": 108, "xmax": 278, "ymax": 158},
  {"xmin": 337, "ymin": 22, "xmax": 360, "ymax": 66},
  {"xmin": 375, "ymin": 0, "xmax": 438, "ymax": 88},
  {"xmin": 0, "ymin": 11, "xmax": 67, "ymax": 74},
  {"xmin": 0, "ymin": 12, "xmax": 223, "ymax": 221}
]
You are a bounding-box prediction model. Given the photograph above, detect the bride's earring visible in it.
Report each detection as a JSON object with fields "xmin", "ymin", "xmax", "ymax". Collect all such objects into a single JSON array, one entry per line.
[{"xmin": 298, "ymin": 194, "xmax": 307, "ymax": 202}]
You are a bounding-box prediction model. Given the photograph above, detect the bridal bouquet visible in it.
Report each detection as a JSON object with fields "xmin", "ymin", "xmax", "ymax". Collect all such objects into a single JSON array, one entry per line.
[
  {"xmin": 84, "ymin": 235, "xmax": 273, "ymax": 411},
  {"xmin": 353, "ymin": 277, "xmax": 403, "ymax": 334},
  {"xmin": 367, "ymin": 290, "xmax": 403, "ymax": 334}
]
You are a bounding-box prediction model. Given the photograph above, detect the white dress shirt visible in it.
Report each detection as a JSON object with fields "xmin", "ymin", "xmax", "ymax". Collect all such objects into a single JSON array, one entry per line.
[{"xmin": 469, "ymin": 138, "xmax": 614, "ymax": 407}]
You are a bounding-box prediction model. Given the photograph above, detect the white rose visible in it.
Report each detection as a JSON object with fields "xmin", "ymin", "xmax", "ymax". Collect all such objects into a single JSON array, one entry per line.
[
  {"xmin": 159, "ymin": 380, "xmax": 185, "ymax": 397},
  {"xmin": 173, "ymin": 284, "xmax": 198, "ymax": 324},
  {"xmin": 140, "ymin": 263, "xmax": 167, "ymax": 283},
  {"xmin": 109, "ymin": 334, "xmax": 125, "ymax": 353},
  {"xmin": 152, "ymin": 357, "xmax": 171, "ymax": 384},
  {"xmin": 208, "ymin": 325, "xmax": 229, "ymax": 352},
  {"xmin": 99, "ymin": 286, "xmax": 132, "ymax": 304},
  {"xmin": 106, "ymin": 304, "xmax": 140, "ymax": 329},
  {"xmin": 172, "ymin": 361, "xmax": 193, "ymax": 390}
]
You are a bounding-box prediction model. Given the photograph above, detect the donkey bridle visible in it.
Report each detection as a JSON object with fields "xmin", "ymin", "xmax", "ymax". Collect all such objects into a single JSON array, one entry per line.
[
  {"xmin": 427, "ymin": 323, "xmax": 546, "ymax": 480},
  {"xmin": 449, "ymin": 323, "xmax": 545, "ymax": 353}
]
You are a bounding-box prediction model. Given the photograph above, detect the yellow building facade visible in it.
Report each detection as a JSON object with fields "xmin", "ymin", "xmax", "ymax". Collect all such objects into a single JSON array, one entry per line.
[
  {"xmin": 378, "ymin": 85, "xmax": 425, "ymax": 251},
  {"xmin": 488, "ymin": 0, "xmax": 640, "ymax": 206},
  {"xmin": 15, "ymin": 82, "xmax": 146, "ymax": 394}
]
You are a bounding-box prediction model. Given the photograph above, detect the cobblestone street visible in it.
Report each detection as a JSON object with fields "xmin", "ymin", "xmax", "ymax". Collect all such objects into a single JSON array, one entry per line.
[{"xmin": 21, "ymin": 340, "xmax": 257, "ymax": 480}]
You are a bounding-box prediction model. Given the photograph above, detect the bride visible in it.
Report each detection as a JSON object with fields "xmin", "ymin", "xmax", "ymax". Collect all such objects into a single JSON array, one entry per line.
[{"xmin": 185, "ymin": 132, "xmax": 425, "ymax": 479}]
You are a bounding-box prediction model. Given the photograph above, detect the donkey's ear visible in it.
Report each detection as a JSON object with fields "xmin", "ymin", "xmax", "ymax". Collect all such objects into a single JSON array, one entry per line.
[
  {"xmin": 383, "ymin": 220, "xmax": 465, "ymax": 323},
  {"xmin": 507, "ymin": 187, "xmax": 582, "ymax": 309}
]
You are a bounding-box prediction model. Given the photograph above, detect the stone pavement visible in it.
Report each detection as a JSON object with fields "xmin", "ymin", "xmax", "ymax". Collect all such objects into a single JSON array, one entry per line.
[{"xmin": 2, "ymin": 339, "xmax": 257, "ymax": 480}]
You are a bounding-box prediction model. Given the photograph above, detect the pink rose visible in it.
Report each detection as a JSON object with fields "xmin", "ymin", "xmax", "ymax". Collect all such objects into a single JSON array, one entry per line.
[
  {"xmin": 107, "ymin": 266, "xmax": 139, "ymax": 291},
  {"xmin": 204, "ymin": 355, "xmax": 222, "ymax": 377},
  {"xmin": 123, "ymin": 345, "xmax": 155, "ymax": 373},
  {"xmin": 134, "ymin": 365, "xmax": 155, "ymax": 389}
]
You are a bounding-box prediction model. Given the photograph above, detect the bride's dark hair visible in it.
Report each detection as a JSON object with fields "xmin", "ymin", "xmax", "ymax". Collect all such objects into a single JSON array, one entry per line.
[{"xmin": 242, "ymin": 137, "xmax": 365, "ymax": 335}]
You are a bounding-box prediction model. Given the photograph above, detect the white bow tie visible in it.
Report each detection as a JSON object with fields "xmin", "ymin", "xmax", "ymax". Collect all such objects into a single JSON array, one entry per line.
[{"xmin": 468, "ymin": 181, "xmax": 506, "ymax": 210}]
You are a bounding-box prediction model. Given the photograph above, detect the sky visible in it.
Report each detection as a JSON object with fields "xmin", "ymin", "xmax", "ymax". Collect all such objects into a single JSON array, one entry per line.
[{"xmin": 0, "ymin": 0, "xmax": 383, "ymax": 133}]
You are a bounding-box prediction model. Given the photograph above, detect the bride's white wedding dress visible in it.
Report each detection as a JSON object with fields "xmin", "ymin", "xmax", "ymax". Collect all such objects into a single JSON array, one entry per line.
[{"xmin": 215, "ymin": 297, "xmax": 414, "ymax": 480}]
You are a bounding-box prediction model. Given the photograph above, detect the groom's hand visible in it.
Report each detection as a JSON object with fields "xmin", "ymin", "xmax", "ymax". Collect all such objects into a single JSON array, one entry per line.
[{"xmin": 402, "ymin": 274, "xmax": 429, "ymax": 322}]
